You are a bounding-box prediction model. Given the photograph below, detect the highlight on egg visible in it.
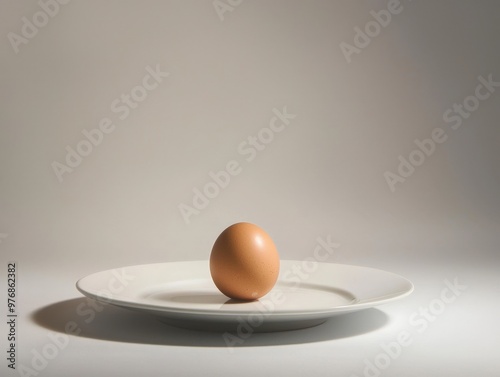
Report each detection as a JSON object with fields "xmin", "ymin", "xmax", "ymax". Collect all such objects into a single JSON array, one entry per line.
[{"xmin": 209, "ymin": 222, "xmax": 280, "ymax": 301}]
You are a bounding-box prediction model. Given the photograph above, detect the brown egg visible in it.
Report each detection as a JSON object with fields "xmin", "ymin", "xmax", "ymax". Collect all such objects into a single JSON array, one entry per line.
[{"xmin": 209, "ymin": 222, "xmax": 280, "ymax": 301}]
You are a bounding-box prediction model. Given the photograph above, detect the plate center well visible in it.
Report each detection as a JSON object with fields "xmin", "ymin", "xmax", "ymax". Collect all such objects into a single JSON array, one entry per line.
[{"xmin": 140, "ymin": 279, "xmax": 357, "ymax": 313}]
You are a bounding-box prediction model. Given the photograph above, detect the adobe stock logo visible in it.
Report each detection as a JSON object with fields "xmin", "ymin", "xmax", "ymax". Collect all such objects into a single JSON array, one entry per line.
[
  {"xmin": 384, "ymin": 74, "xmax": 499, "ymax": 192},
  {"xmin": 350, "ymin": 278, "xmax": 467, "ymax": 377},
  {"xmin": 18, "ymin": 268, "xmax": 135, "ymax": 377},
  {"xmin": 7, "ymin": 0, "xmax": 71, "ymax": 54},
  {"xmin": 213, "ymin": 0, "xmax": 243, "ymax": 21},
  {"xmin": 178, "ymin": 106, "xmax": 297, "ymax": 224},
  {"xmin": 223, "ymin": 235, "xmax": 340, "ymax": 352},
  {"xmin": 51, "ymin": 64, "xmax": 169, "ymax": 183},
  {"xmin": 340, "ymin": 0, "xmax": 410, "ymax": 63}
]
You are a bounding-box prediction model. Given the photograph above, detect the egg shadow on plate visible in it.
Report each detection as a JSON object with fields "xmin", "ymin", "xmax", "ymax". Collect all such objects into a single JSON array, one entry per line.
[{"xmin": 32, "ymin": 298, "xmax": 389, "ymax": 348}]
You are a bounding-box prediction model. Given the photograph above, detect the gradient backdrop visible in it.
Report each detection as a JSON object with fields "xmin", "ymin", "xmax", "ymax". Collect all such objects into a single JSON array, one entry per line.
[{"xmin": 1, "ymin": 1, "xmax": 499, "ymax": 376}]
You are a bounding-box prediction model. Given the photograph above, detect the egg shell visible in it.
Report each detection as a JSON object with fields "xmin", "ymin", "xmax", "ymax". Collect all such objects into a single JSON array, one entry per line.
[{"xmin": 209, "ymin": 222, "xmax": 280, "ymax": 301}]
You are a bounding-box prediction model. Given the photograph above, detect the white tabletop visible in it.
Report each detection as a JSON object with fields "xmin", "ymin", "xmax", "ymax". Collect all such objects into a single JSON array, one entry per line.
[{"xmin": 3, "ymin": 253, "xmax": 497, "ymax": 377}]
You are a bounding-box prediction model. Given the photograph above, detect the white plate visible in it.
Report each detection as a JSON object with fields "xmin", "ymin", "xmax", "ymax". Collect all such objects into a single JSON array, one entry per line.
[{"xmin": 76, "ymin": 260, "xmax": 413, "ymax": 332}]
